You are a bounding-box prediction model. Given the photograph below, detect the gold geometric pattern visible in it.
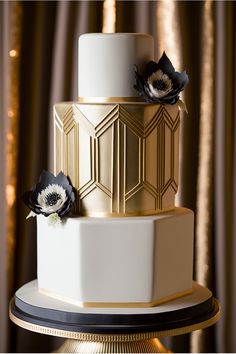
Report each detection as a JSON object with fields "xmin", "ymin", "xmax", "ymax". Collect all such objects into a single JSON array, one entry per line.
[{"xmin": 54, "ymin": 103, "xmax": 180, "ymax": 216}]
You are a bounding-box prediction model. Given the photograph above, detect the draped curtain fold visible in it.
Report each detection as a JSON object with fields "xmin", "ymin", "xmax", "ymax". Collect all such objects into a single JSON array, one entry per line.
[
  {"xmin": 215, "ymin": 2, "xmax": 236, "ymax": 352},
  {"xmin": 0, "ymin": 1, "xmax": 235, "ymax": 352}
]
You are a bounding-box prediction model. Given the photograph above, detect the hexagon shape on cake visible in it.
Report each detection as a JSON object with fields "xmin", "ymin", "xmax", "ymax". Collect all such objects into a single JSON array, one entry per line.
[
  {"xmin": 37, "ymin": 208, "xmax": 194, "ymax": 306},
  {"xmin": 54, "ymin": 103, "xmax": 180, "ymax": 217}
]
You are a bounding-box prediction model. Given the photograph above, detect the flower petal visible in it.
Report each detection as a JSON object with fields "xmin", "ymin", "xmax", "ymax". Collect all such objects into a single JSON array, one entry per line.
[
  {"xmin": 134, "ymin": 52, "xmax": 189, "ymax": 105},
  {"xmin": 39, "ymin": 170, "xmax": 57, "ymax": 187},
  {"xmin": 142, "ymin": 61, "xmax": 159, "ymax": 80},
  {"xmin": 156, "ymin": 52, "xmax": 175, "ymax": 76},
  {"xmin": 171, "ymin": 71, "xmax": 189, "ymax": 91},
  {"xmin": 55, "ymin": 171, "xmax": 71, "ymax": 186},
  {"xmin": 177, "ymin": 99, "xmax": 188, "ymax": 113},
  {"xmin": 26, "ymin": 211, "xmax": 37, "ymax": 219},
  {"xmin": 22, "ymin": 170, "xmax": 76, "ymax": 219}
]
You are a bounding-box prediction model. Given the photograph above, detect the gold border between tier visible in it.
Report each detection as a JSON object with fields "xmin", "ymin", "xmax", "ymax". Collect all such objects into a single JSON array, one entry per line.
[
  {"xmin": 78, "ymin": 96, "xmax": 145, "ymax": 103},
  {"xmin": 75, "ymin": 207, "xmax": 175, "ymax": 218},
  {"xmin": 38, "ymin": 288, "xmax": 192, "ymax": 308}
]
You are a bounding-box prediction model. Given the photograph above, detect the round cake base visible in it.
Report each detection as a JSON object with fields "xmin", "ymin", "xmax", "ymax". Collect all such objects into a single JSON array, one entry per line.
[{"xmin": 9, "ymin": 280, "xmax": 221, "ymax": 353}]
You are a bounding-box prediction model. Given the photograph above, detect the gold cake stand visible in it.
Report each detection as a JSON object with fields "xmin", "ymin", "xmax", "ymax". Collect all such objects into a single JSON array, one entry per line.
[{"xmin": 9, "ymin": 281, "xmax": 221, "ymax": 353}]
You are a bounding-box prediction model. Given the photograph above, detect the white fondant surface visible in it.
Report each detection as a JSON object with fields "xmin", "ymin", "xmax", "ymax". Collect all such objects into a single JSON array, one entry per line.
[
  {"xmin": 78, "ymin": 33, "xmax": 154, "ymax": 98},
  {"xmin": 37, "ymin": 208, "xmax": 194, "ymax": 304},
  {"xmin": 16, "ymin": 280, "xmax": 212, "ymax": 315}
]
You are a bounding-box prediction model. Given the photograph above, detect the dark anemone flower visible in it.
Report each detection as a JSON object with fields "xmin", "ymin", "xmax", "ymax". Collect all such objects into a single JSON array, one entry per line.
[
  {"xmin": 134, "ymin": 52, "xmax": 189, "ymax": 105},
  {"xmin": 22, "ymin": 170, "xmax": 76, "ymax": 223}
]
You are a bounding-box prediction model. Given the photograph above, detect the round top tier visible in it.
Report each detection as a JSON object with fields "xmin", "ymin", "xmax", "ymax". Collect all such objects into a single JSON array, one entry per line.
[{"xmin": 78, "ymin": 33, "xmax": 154, "ymax": 101}]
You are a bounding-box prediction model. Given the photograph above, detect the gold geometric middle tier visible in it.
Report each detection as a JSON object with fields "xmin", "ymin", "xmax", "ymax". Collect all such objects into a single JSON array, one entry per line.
[{"xmin": 54, "ymin": 103, "xmax": 180, "ymax": 217}]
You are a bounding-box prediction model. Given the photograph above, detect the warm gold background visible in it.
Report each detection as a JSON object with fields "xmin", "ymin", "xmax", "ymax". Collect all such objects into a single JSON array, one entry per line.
[{"xmin": 0, "ymin": 1, "xmax": 235, "ymax": 352}]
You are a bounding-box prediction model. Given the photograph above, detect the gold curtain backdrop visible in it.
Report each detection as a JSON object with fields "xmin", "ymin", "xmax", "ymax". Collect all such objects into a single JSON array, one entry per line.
[{"xmin": 0, "ymin": 1, "xmax": 235, "ymax": 352}]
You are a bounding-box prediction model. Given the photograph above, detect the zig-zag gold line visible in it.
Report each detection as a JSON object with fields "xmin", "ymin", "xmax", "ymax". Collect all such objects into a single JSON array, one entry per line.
[
  {"xmin": 172, "ymin": 109, "xmax": 180, "ymax": 123},
  {"xmin": 62, "ymin": 106, "xmax": 74, "ymax": 125},
  {"xmin": 95, "ymin": 112, "xmax": 119, "ymax": 138},
  {"xmin": 163, "ymin": 114, "xmax": 175, "ymax": 131},
  {"xmin": 64, "ymin": 121, "xmax": 75, "ymax": 135},
  {"xmin": 95, "ymin": 105, "xmax": 119, "ymax": 130},
  {"xmin": 119, "ymin": 114, "xmax": 144, "ymax": 138},
  {"xmin": 125, "ymin": 183, "xmax": 143, "ymax": 201},
  {"xmin": 160, "ymin": 178, "xmax": 173, "ymax": 195},
  {"xmin": 125, "ymin": 182, "xmax": 142, "ymax": 200},
  {"xmin": 172, "ymin": 116, "xmax": 180, "ymax": 132},
  {"xmin": 63, "ymin": 110, "xmax": 73, "ymax": 125},
  {"xmin": 163, "ymin": 106, "xmax": 179, "ymax": 124},
  {"xmin": 119, "ymin": 119, "xmax": 144, "ymax": 139},
  {"xmin": 141, "ymin": 182, "xmax": 159, "ymax": 198},
  {"xmin": 54, "ymin": 104, "xmax": 72, "ymax": 125},
  {"xmin": 72, "ymin": 105, "xmax": 96, "ymax": 138},
  {"xmin": 64, "ymin": 116, "xmax": 75, "ymax": 134},
  {"xmin": 171, "ymin": 180, "xmax": 178, "ymax": 192},
  {"xmin": 125, "ymin": 181, "xmax": 158, "ymax": 202},
  {"xmin": 54, "ymin": 112, "xmax": 63, "ymax": 132},
  {"xmin": 144, "ymin": 106, "xmax": 163, "ymax": 137},
  {"xmin": 78, "ymin": 177, "xmax": 94, "ymax": 195},
  {"xmin": 54, "ymin": 103, "xmax": 180, "ymax": 215},
  {"xmin": 125, "ymin": 182, "xmax": 158, "ymax": 201},
  {"xmin": 96, "ymin": 182, "xmax": 112, "ymax": 198},
  {"xmin": 142, "ymin": 180, "xmax": 158, "ymax": 195},
  {"xmin": 120, "ymin": 105, "xmax": 144, "ymax": 130},
  {"xmin": 79, "ymin": 183, "xmax": 96, "ymax": 199},
  {"xmin": 119, "ymin": 106, "xmax": 144, "ymax": 137}
]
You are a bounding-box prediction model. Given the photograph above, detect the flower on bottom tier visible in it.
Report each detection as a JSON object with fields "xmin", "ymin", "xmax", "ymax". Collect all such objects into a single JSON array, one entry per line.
[
  {"xmin": 134, "ymin": 52, "xmax": 189, "ymax": 105},
  {"xmin": 22, "ymin": 170, "xmax": 75, "ymax": 223}
]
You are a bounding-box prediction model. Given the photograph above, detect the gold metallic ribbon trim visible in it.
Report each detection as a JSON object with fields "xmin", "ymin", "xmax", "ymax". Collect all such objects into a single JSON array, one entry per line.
[
  {"xmin": 75, "ymin": 207, "xmax": 175, "ymax": 218},
  {"xmin": 78, "ymin": 96, "xmax": 145, "ymax": 103},
  {"xmin": 39, "ymin": 288, "xmax": 192, "ymax": 308}
]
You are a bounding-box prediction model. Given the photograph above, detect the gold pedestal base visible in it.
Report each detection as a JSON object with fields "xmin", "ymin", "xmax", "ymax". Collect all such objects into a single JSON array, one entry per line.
[{"xmin": 55, "ymin": 338, "xmax": 171, "ymax": 353}]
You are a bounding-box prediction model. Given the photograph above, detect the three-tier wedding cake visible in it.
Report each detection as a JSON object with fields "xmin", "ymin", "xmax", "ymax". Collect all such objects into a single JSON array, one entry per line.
[{"xmin": 24, "ymin": 33, "xmax": 193, "ymax": 307}]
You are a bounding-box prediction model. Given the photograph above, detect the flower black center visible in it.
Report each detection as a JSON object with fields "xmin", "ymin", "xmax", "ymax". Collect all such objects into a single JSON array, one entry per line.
[
  {"xmin": 45, "ymin": 192, "xmax": 61, "ymax": 206},
  {"xmin": 152, "ymin": 80, "xmax": 167, "ymax": 91}
]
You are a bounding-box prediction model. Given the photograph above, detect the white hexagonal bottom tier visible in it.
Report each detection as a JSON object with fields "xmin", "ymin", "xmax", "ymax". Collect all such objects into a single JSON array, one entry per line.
[{"xmin": 37, "ymin": 208, "xmax": 194, "ymax": 307}]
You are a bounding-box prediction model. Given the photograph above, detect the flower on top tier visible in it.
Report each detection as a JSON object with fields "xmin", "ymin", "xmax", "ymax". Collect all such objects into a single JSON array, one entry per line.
[
  {"xmin": 134, "ymin": 52, "xmax": 189, "ymax": 105},
  {"xmin": 22, "ymin": 170, "xmax": 75, "ymax": 224}
]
